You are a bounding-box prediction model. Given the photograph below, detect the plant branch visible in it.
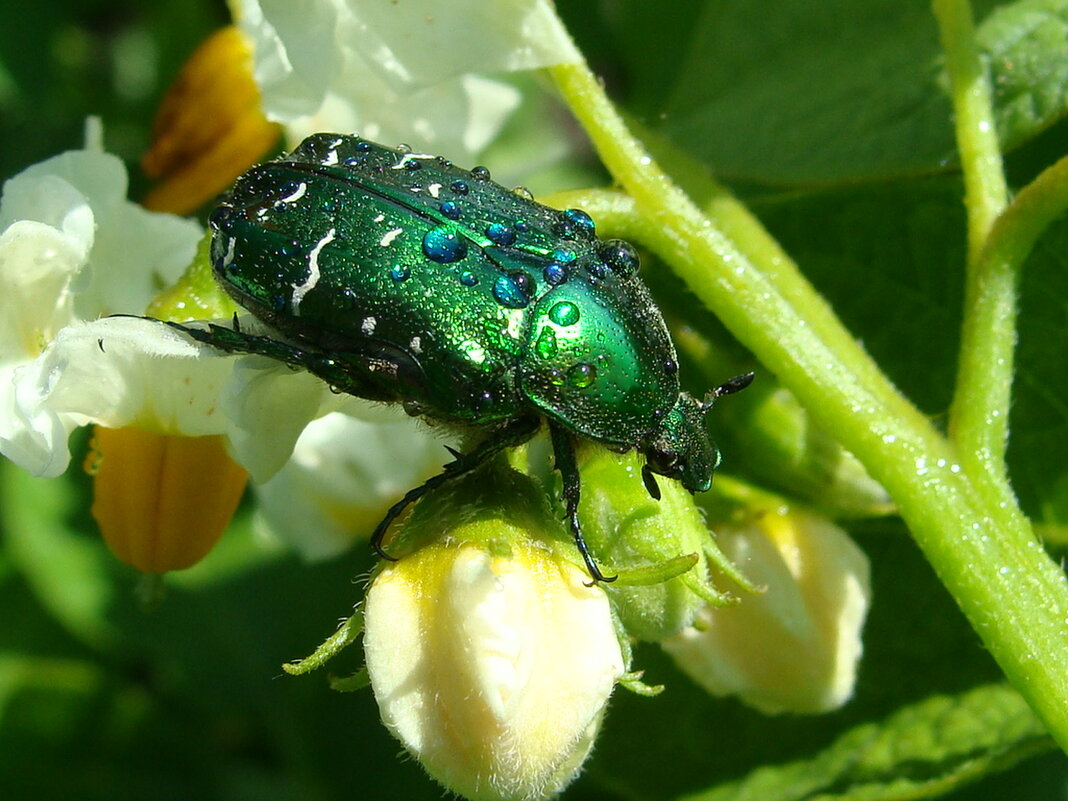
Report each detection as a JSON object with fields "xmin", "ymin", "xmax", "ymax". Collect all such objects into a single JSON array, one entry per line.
[
  {"xmin": 934, "ymin": 0, "xmax": 1017, "ymax": 491},
  {"xmin": 548, "ymin": 61, "xmax": 1068, "ymax": 752}
]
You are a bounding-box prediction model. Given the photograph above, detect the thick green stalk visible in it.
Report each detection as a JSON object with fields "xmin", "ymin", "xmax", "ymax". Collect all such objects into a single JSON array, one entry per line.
[{"xmin": 548, "ymin": 61, "xmax": 1068, "ymax": 750}]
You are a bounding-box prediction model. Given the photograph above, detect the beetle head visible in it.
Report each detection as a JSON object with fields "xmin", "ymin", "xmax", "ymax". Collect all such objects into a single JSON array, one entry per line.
[
  {"xmin": 642, "ymin": 373, "xmax": 755, "ymax": 497},
  {"xmin": 642, "ymin": 392, "xmax": 720, "ymax": 496}
]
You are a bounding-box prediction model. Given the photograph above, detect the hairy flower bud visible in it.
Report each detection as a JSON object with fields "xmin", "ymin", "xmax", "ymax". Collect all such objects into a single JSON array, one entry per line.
[
  {"xmin": 663, "ymin": 508, "xmax": 870, "ymax": 714},
  {"xmin": 364, "ymin": 467, "xmax": 625, "ymax": 800}
]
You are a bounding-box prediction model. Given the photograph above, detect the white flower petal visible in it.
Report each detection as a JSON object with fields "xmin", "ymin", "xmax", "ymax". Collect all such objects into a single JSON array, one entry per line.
[
  {"xmin": 1, "ymin": 147, "xmax": 201, "ymax": 323},
  {"xmin": 254, "ymin": 410, "xmax": 447, "ymax": 561},
  {"xmin": 239, "ymin": 0, "xmax": 574, "ymax": 160},
  {"xmin": 333, "ymin": 0, "xmax": 580, "ymax": 92},
  {"xmin": 239, "ymin": 0, "xmax": 342, "ymax": 120},
  {"xmin": 0, "ymin": 221, "xmax": 84, "ymax": 362},
  {"xmin": 221, "ymin": 356, "xmax": 344, "ymax": 483},
  {"xmin": 1, "ymin": 317, "xmax": 235, "ymax": 477},
  {"xmin": 75, "ymin": 202, "xmax": 200, "ymax": 317}
]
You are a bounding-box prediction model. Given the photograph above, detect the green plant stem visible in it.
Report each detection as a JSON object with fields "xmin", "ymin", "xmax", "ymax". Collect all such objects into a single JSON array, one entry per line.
[
  {"xmin": 932, "ymin": 0, "xmax": 1019, "ymax": 533},
  {"xmin": 934, "ymin": 0, "xmax": 1040, "ymax": 580},
  {"xmin": 934, "ymin": 0, "xmax": 1019, "ymax": 501},
  {"xmin": 932, "ymin": 0, "xmax": 1009, "ymax": 261},
  {"xmin": 548, "ymin": 61, "xmax": 1068, "ymax": 751}
]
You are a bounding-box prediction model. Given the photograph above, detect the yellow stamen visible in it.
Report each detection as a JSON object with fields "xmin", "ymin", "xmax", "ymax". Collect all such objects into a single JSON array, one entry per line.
[
  {"xmin": 141, "ymin": 26, "xmax": 280, "ymax": 215},
  {"xmin": 89, "ymin": 426, "xmax": 248, "ymax": 573}
]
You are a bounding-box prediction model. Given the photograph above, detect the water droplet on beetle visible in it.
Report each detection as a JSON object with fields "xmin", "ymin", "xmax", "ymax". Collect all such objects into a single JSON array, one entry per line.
[
  {"xmin": 568, "ymin": 363, "xmax": 597, "ymax": 388},
  {"xmin": 486, "ymin": 222, "xmax": 516, "ymax": 246},
  {"xmin": 599, "ymin": 239, "xmax": 640, "ymax": 275},
  {"xmin": 422, "ymin": 226, "xmax": 468, "ymax": 263},
  {"xmin": 544, "ymin": 263, "xmax": 567, "ymax": 285},
  {"xmin": 562, "ymin": 208, "xmax": 596, "ymax": 237},
  {"xmin": 535, "ymin": 328, "xmax": 558, "ymax": 358},
  {"xmin": 548, "ymin": 301, "xmax": 580, "ymax": 326},
  {"xmin": 493, "ymin": 272, "xmax": 533, "ymax": 308}
]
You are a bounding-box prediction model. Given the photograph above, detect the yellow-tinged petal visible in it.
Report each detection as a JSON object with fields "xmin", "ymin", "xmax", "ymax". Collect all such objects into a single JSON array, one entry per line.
[
  {"xmin": 141, "ymin": 26, "xmax": 280, "ymax": 215},
  {"xmin": 663, "ymin": 508, "xmax": 871, "ymax": 714},
  {"xmin": 88, "ymin": 426, "xmax": 248, "ymax": 573},
  {"xmin": 364, "ymin": 539, "xmax": 624, "ymax": 801}
]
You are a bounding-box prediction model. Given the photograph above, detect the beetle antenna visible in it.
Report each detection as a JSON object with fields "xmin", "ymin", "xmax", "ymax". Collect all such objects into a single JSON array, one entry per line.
[{"xmin": 700, "ymin": 372, "xmax": 755, "ymax": 413}]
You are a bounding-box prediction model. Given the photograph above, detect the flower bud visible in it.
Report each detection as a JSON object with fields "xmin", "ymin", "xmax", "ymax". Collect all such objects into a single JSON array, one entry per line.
[
  {"xmin": 732, "ymin": 384, "xmax": 893, "ymax": 518},
  {"xmin": 662, "ymin": 507, "xmax": 870, "ymax": 714},
  {"xmin": 576, "ymin": 447, "xmax": 740, "ymax": 641},
  {"xmin": 363, "ymin": 467, "xmax": 625, "ymax": 801}
]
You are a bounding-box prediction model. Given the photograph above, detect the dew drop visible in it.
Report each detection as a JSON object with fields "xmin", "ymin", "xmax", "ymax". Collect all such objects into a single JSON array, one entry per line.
[
  {"xmin": 544, "ymin": 263, "xmax": 568, "ymax": 285},
  {"xmin": 562, "ymin": 208, "xmax": 596, "ymax": 237},
  {"xmin": 568, "ymin": 363, "xmax": 597, "ymax": 388},
  {"xmin": 493, "ymin": 272, "xmax": 533, "ymax": 308},
  {"xmin": 513, "ymin": 185, "xmax": 534, "ymax": 200},
  {"xmin": 470, "ymin": 165, "xmax": 491, "ymax": 182},
  {"xmin": 391, "ymin": 264, "xmax": 411, "ymax": 282},
  {"xmin": 548, "ymin": 301, "xmax": 580, "ymax": 326},
  {"xmin": 552, "ymin": 247, "xmax": 577, "ymax": 264},
  {"xmin": 450, "ymin": 180, "xmax": 470, "ymax": 195},
  {"xmin": 486, "ymin": 222, "xmax": 516, "ymax": 246},
  {"xmin": 586, "ymin": 261, "xmax": 610, "ymax": 280},
  {"xmin": 422, "ymin": 226, "xmax": 468, "ymax": 263},
  {"xmin": 535, "ymin": 327, "xmax": 558, "ymax": 359},
  {"xmin": 599, "ymin": 239, "xmax": 640, "ymax": 275},
  {"xmin": 459, "ymin": 270, "xmax": 479, "ymax": 287},
  {"xmin": 439, "ymin": 200, "xmax": 461, "ymax": 220}
]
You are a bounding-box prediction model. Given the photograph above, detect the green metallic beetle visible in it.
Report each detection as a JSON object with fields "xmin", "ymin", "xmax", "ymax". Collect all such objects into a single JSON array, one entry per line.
[{"xmin": 171, "ymin": 133, "xmax": 752, "ymax": 581}]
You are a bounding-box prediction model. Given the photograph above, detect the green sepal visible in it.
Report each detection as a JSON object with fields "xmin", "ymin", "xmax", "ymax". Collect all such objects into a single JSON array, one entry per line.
[
  {"xmin": 619, "ymin": 671, "xmax": 664, "ymax": 697},
  {"xmin": 575, "ymin": 446, "xmax": 742, "ymax": 641},
  {"xmin": 146, "ymin": 231, "xmax": 239, "ymax": 322},
  {"xmin": 328, "ymin": 668, "xmax": 370, "ymax": 693},
  {"xmin": 282, "ymin": 610, "xmax": 364, "ymax": 676},
  {"xmin": 608, "ymin": 552, "xmax": 700, "ymax": 587},
  {"xmin": 388, "ymin": 455, "xmax": 576, "ymax": 563}
]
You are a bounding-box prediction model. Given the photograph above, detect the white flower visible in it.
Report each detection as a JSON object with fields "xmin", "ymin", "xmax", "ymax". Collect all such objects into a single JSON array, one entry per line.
[
  {"xmin": 253, "ymin": 409, "xmax": 451, "ymax": 560},
  {"xmin": 662, "ymin": 509, "xmax": 871, "ymax": 714},
  {"xmin": 364, "ymin": 540, "xmax": 624, "ymax": 801},
  {"xmin": 235, "ymin": 0, "xmax": 581, "ymax": 160},
  {"xmin": 0, "ymin": 141, "xmax": 204, "ymax": 476}
]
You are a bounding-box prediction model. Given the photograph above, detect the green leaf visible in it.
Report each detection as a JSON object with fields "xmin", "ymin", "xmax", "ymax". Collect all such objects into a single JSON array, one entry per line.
[
  {"xmin": 680, "ymin": 684, "xmax": 1052, "ymax": 801},
  {"xmin": 561, "ymin": 0, "xmax": 1068, "ymax": 186},
  {"xmin": 980, "ymin": 0, "xmax": 1068, "ymax": 149}
]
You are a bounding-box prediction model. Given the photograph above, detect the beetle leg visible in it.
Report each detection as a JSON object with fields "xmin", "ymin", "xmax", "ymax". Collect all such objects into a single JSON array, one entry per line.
[
  {"xmin": 548, "ymin": 422, "xmax": 617, "ymax": 584},
  {"xmin": 164, "ymin": 320, "xmax": 395, "ymax": 401},
  {"xmin": 370, "ymin": 414, "xmax": 542, "ymax": 561}
]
